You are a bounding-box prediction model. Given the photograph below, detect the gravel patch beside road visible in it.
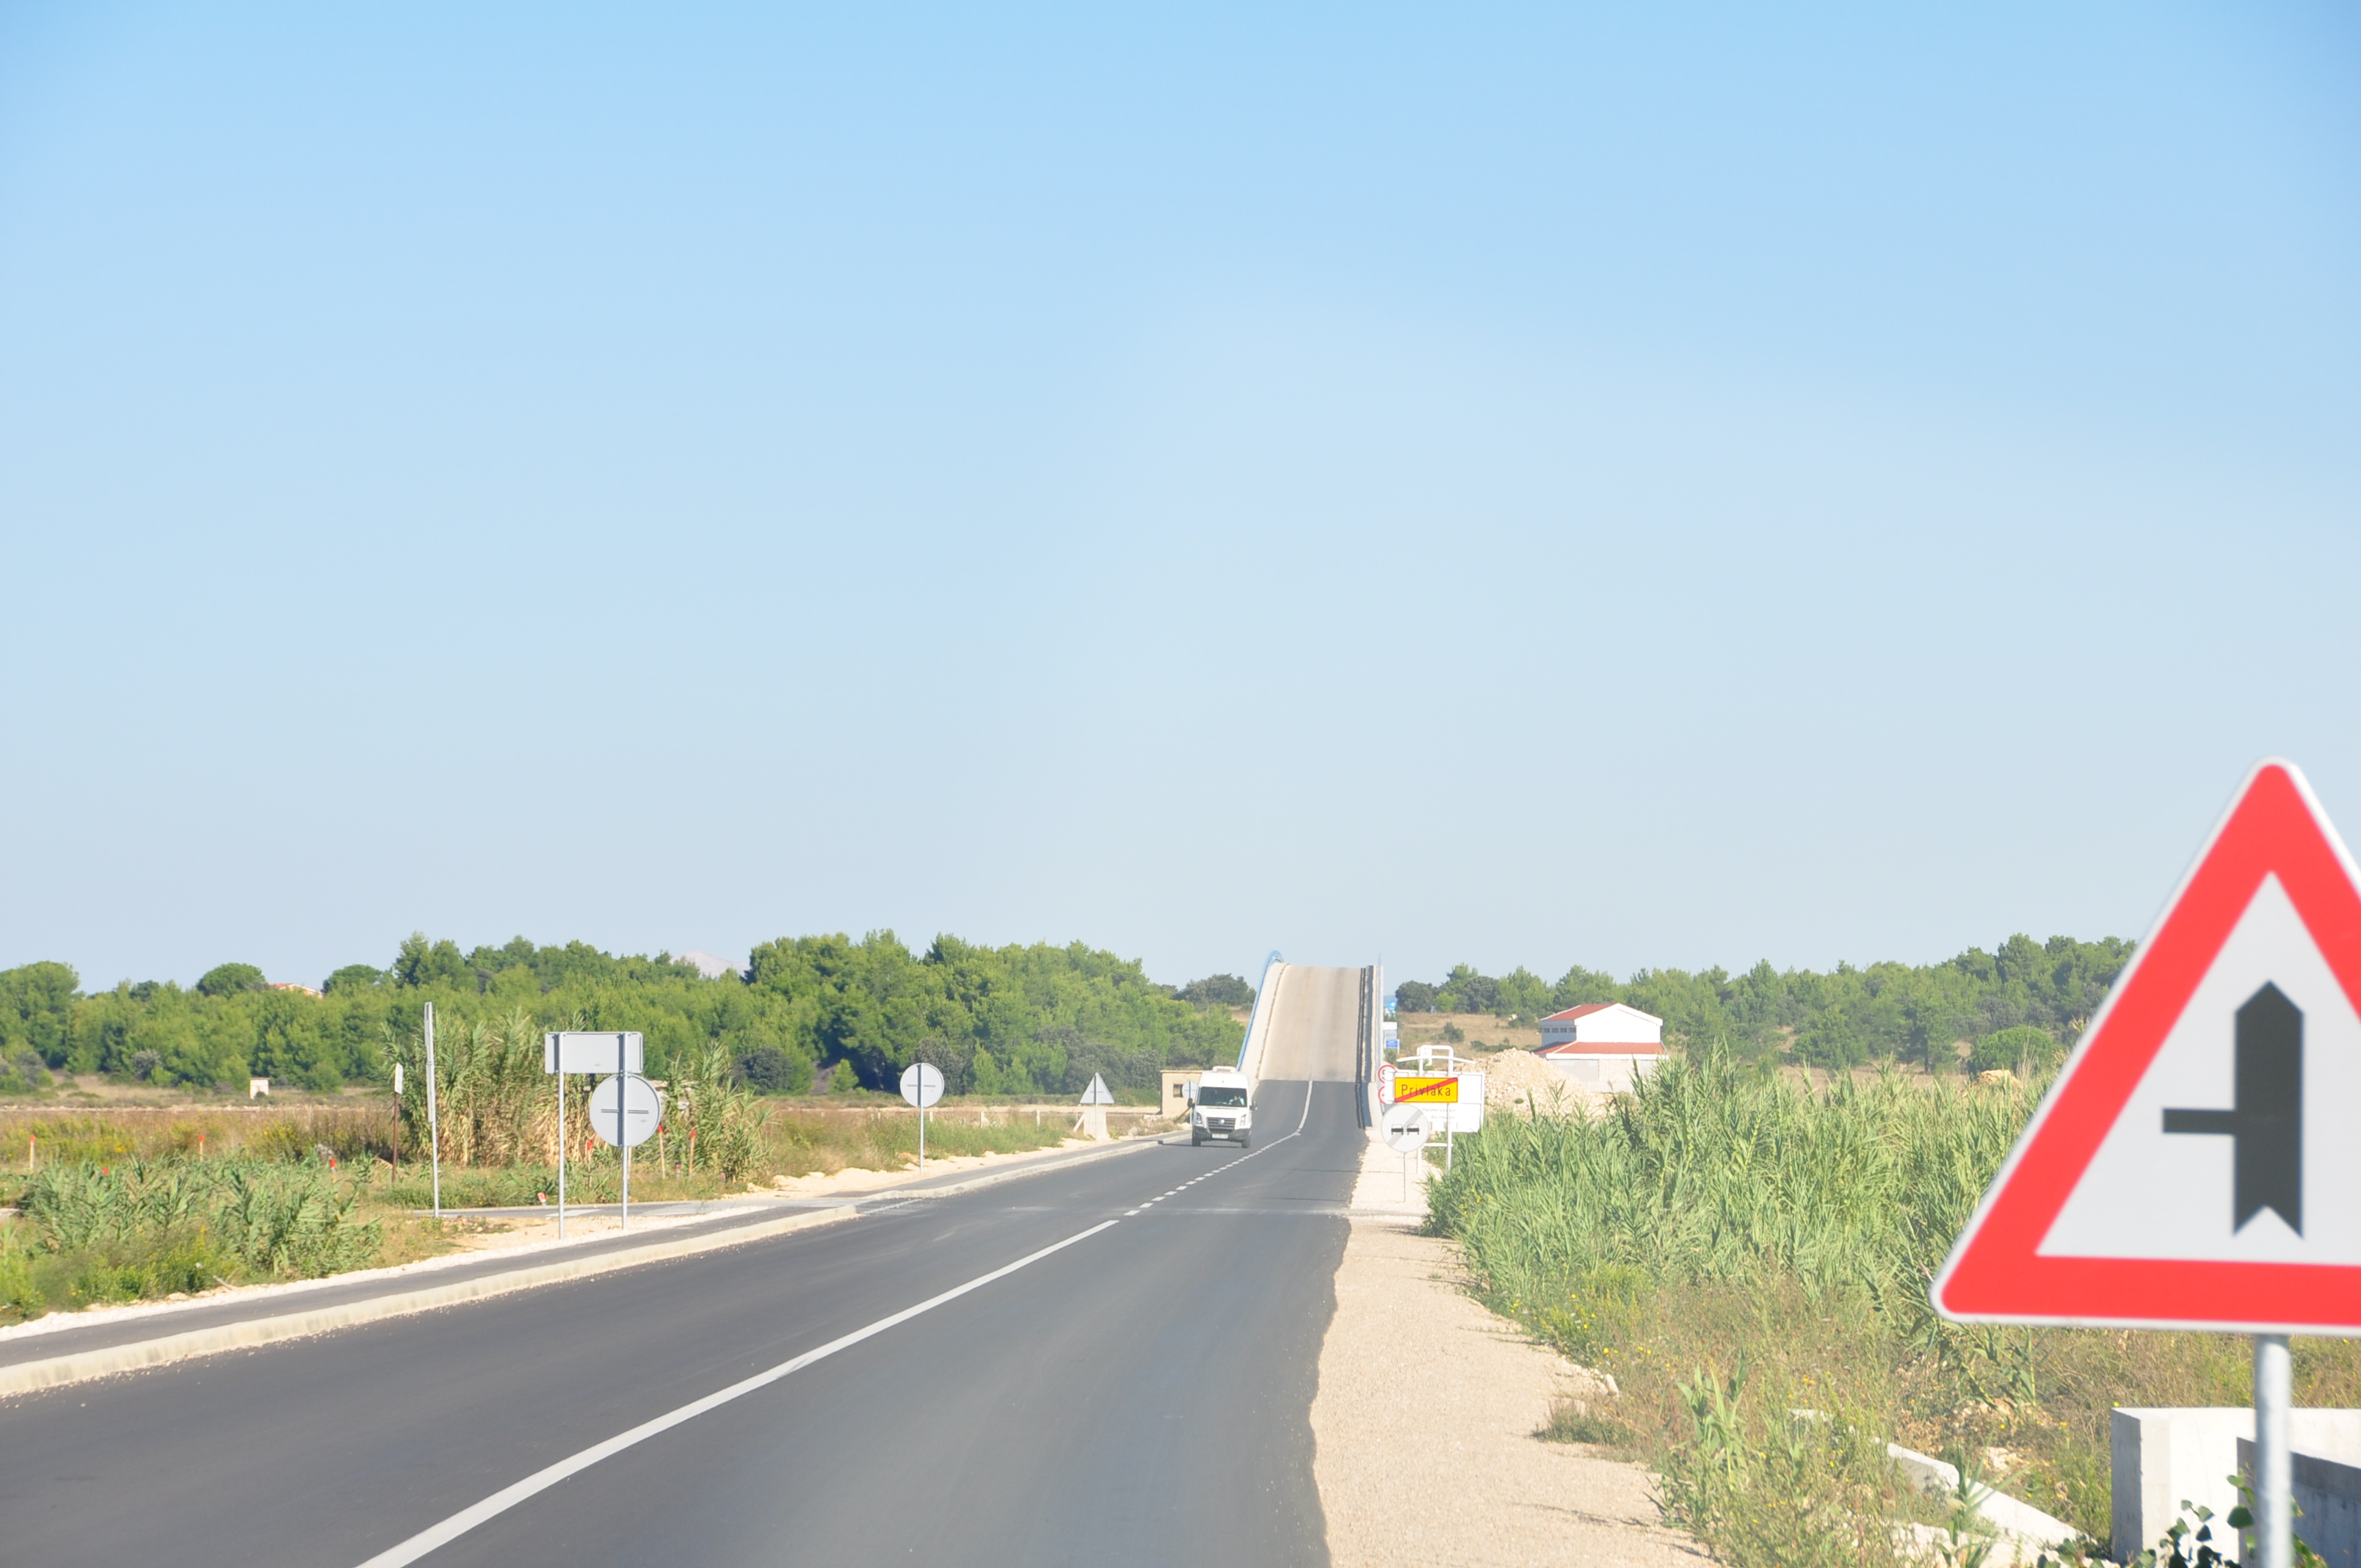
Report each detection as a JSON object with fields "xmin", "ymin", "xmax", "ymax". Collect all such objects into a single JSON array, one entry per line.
[{"xmin": 1313, "ymin": 1128, "xmax": 1704, "ymax": 1567}]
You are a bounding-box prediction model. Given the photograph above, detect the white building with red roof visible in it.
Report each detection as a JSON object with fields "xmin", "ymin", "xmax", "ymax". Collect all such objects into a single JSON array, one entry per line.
[{"xmin": 1534, "ymin": 1001, "xmax": 1666, "ymax": 1092}]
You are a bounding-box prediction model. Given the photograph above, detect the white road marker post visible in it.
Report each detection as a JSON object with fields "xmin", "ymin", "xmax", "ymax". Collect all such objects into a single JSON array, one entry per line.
[
  {"xmin": 424, "ymin": 1003, "xmax": 441, "ymax": 1222},
  {"xmin": 617, "ymin": 1032, "xmax": 631, "ymax": 1233}
]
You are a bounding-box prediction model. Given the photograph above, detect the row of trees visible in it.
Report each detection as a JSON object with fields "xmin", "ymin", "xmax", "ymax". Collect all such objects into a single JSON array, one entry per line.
[
  {"xmin": 1392, "ymin": 932, "xmax": 2135, "ymax": 1070},
  {"xmin": 0, "ymin": 933, "xmax": 1248, "ymax": 1097}
]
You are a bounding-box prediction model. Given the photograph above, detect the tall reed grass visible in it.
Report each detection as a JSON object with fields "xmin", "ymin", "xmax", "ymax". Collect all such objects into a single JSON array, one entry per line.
[
  {"xmin": 0, "ymin": 1075, "xmax": 1116, "ymax": 1323},
  {"xmin": 1, "ymin": 1155, "xmax": 378, "ymax": 1321},
  {"xmin": 1430, "ymin": 1053, "xmax": 2361, "ymax": 1565}
]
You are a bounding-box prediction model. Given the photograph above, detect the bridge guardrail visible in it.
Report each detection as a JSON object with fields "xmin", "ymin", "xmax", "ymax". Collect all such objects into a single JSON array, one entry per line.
[{"xmin": 1236, "ymin": 951, "xmax": 1285, "ymax": 1092}]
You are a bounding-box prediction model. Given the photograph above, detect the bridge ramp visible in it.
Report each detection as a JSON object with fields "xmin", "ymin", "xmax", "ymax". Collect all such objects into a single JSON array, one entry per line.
[{"xmin": 1256, "ymin": 965, "xmax": 1365, "ymax": 1083}]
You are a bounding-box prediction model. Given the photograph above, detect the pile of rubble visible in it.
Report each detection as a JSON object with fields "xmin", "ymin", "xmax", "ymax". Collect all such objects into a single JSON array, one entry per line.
[{"xmin": 1479, "ymin": 1049, "xmax": 1606, "ymax": 1120}]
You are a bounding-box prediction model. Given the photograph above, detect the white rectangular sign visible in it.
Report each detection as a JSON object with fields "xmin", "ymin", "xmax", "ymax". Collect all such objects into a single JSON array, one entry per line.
[
  {"xmin": 1433, "ymin": 1072, "xmax": 1485, "ymax": 1133},
  {"xmin": 545, "ymin": 1031, "xmax": 645, "ymax": 1075}
]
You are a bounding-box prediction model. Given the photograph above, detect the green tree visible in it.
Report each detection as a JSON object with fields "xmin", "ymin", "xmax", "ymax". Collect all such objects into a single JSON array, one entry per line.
[
  {"xmin": 1175, "ymin": 973, "xmax": 1254, "ymax": 1008},
  {"xmin": 324, "ymin": 965, "xmax": 383, "ymax": 995},
  {"xmin": 392, "ymin": 933, "xmax": 470, "ymax": 990},
  {"xmin": 195, "ymin": 962, "xmax": 266, "ymax": 998},
  {"xmin": 1400, "ymin": 931, "xmax": 2132, "ymax": 1071},
  {"xmin": 1434, "ymin": 965, "xmax": 1498, "ymax": 1014},
  {"xmin": 0, "ymin": 961, "xmax": 80, "ymax": 1067},
  {"xmin": 1968, "ymin": 1025, "xmax": 2060, "ymax": 1077}
]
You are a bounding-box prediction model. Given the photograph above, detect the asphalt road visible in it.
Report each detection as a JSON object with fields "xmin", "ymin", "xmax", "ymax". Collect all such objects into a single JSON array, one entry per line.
[{"xmin": 0, "ymin": 1078, "xmax": 1368, "ymax": 1568}]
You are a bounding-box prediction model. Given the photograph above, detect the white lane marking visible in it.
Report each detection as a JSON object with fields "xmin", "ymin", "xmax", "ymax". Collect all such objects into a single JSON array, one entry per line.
[
  {"xmin": 1142, "ymin": 1079, "xmax": 1321, "ymax": 1202},
  {"xmin": 350, "ymin": 1220, "xmax": 1120, "ymax": 1568}
]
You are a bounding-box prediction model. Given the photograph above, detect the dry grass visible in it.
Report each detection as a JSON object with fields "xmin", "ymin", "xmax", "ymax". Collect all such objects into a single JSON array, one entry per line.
[
  {"xmin": 1398, "ymin": 1013, "xmax": 1543, "ymax": 1051},
  {"xmin": 0, "ymin": 1096, "xmax": 1155, "ymax": 1324}
]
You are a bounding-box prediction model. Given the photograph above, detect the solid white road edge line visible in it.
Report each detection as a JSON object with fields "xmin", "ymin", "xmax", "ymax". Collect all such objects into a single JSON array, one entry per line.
[{"xmin": 349, "ymin": 1219, "xmax": 1122, "ymax": 1568}]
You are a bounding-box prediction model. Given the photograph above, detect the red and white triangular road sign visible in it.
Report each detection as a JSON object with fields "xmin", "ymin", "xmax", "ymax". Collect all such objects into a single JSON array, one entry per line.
[{"xmin": 1934, "ymin": 759, "xmax": 2361, "ymax": 1333}]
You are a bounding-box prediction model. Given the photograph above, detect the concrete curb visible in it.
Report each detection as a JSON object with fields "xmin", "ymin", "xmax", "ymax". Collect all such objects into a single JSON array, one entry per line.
[
  {"xmin": 0, "ymin": 1132, "xmax": 1164, "ymax": 1399},
  {"xmin": 0, "ymin": 1207, "xmax": 853, "ymax": 1399}
]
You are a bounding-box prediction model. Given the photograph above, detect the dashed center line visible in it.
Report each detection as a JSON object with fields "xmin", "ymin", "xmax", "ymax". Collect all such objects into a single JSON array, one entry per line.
[{"xmin": 1119, "ymin": 1082, "xmax": 1316, "ymax": 1218}]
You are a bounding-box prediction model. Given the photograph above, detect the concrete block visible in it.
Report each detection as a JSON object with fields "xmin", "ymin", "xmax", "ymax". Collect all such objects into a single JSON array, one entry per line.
[
  {"xmin": 1887, "ymin": 1444, "xmax": 2076, "ymax": 1554},
  {"xmin": 2238, "ymin": 1435, "xmax": 2361, "ymax": 1568},
  {"xmin": 2113, "ymin": 1409, "xmax": 2361, "ymax": 1561}
]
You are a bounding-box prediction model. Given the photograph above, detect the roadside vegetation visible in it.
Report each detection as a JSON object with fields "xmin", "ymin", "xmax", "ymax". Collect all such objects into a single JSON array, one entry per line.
[
  {"xmin": 1429, "ymin": 1053, "xmax": 2361, "ymax": 1567},
  {"xmin": 0, "ymin": 934, "xmax": 1247, "ymax": 1100},
  {"xmin": 0, "ymin": 1064, "xmax": 1141, "ymax": 1325},
  {"xmin": 1394, "ymin": 933, "xmax": 2128, "ymax": 1073}
]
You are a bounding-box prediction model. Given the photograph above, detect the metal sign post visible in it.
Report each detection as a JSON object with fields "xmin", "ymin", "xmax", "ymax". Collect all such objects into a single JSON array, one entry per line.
[
  {"xmin": 424, "ymin": 1003, "xmax": 440, "ymax": 1222},
  {"xmin": 547, "ymin": 1033, "xmax": 648, "ymax": 1241},
  {"xmin": 900, "ymin": 1062, "xmax": 945, "ymax": 1167},
  {"xmin": 1383, "ymin": 1104, "xmax": 1431, "ymax": 1200},
  {"xmin": 1932, "ymin": 761, "xmax": 2361, "ymax": 1568},
  {"xmin": 587, "ymin": 1073, "xmax": 662, "ymax": 1205},
  {"xmin": 618, "ymin": 1033, "xmax": 630, "ymax": 1232},
  {"xmin": 2257, "ymin": 1334, "xmax": 2291, "ymax": 1568}
]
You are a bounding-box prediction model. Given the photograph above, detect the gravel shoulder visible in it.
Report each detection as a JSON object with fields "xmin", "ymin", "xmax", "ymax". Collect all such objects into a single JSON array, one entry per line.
[{"xmin": 1313, "ymin": 1127, "xmax": 1705, "ymax": 1567}]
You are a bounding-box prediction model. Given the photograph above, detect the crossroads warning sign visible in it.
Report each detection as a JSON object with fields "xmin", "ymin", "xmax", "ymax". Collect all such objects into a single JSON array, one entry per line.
[
  {"xmin": 1393, "ymin": 1075, "xmax": 1461, "ymax": 1106},
  {"xmin": 1933, "ymin": 760, "xmax": 2361, "ymax": 1334}
]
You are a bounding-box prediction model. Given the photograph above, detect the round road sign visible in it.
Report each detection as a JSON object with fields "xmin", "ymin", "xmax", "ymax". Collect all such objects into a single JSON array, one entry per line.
[
  {"xmin": 589, "ymin": 1074, "xmax": 664, "ymax": 1147},
  {"xmin": 899, "ymin": 1061, "xmax": 945, "ymax": 1109},
  {"xmin": 1382, "ymin": 1103, "xmax": 1431, "ymax": 1154}
]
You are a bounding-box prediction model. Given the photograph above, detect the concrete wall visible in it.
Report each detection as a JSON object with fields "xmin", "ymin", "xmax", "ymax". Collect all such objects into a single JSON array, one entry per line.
[
  {"xmin": 1541, "ymin": 1051, "xmax": 1664, "ymax": 1095},
  {"xmin": 1158, "ymin": 1070, "xmax": 1201, "ymax": 1119},
  {"xmin": 2238, "ymin": 1436, "xmax": 2361, "ymax": 1568},
  {"xmin": 1235, "ymin": 959, "xmax": 1285, "ymax": 1090},
  {"xmin": 2114, "ymin": 1409, "xmax": 2361, "ymax": 1561}
]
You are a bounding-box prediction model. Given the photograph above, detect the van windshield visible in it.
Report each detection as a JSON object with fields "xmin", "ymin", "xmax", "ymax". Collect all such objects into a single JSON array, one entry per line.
[{"xmin": 1196, "ymin": 1086, "xmax": 1248, "ymax": 1107}]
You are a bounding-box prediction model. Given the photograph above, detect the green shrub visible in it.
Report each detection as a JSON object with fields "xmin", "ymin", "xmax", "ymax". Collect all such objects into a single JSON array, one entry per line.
[
  {"xmin": 10, "ymin": 1155, "xmax": 380, "ymax": 1318},
  {"xmin": 1427, "ymin": 1055, "xmax": 2191, "ymax": 1556},
  {"xmin": 1437, "ymin": 1057, "xmax": 2361, "ymax": 1558},
  {"xmin": 1539, "ymin": 1400, "xmax": 1633, "ymax": 1447},
  {"xmin": 1967, "ymin": 1025, "xmax": 2060, "ymax": 1076}
]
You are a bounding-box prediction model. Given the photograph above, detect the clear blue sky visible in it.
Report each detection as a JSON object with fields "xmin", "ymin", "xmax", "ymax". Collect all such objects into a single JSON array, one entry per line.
[{"xmin": 2, "ymin": 3, "xmax": 2356, "ymax": 992}]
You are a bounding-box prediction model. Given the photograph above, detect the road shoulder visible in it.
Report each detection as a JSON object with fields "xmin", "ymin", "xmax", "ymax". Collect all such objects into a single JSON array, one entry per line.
[
  {"xmin": 0, "ymin": 1129, "xmax": 1163, "ymax": 1397},
  {"xmin": 1311, "ymin": 1132, "xmax": 1705, "ymax": 1567}
]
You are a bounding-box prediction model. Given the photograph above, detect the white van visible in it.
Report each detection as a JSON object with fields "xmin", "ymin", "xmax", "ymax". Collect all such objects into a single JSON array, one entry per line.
[{"xmin": 1190, "ymin": 1066, "xmax": 1252, "ymax": 1147}]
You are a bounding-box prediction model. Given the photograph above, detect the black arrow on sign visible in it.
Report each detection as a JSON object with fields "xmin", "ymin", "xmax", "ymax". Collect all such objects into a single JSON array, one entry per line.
[{"xmin": 2161, "ymin": 981, "xmax": 2304, "ymax": 1235}]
